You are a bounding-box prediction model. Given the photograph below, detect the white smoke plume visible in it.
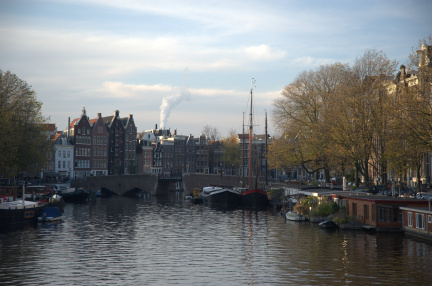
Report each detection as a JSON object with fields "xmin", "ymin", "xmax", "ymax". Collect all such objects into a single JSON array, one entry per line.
[{"xmin": 160, "ymin": 86, "xmax": 190, "ymax": 129}]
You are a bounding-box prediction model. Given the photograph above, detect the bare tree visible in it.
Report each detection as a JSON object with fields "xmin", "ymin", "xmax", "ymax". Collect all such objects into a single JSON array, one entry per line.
[{"xmin": 201, "ymin": 124, "xmax": 221, "ymax": 141}]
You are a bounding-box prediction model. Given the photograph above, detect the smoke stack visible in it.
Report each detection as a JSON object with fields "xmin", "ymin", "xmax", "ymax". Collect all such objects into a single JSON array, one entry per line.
[{"xmin": 160, "ymin": 86, "xmax": 190, "ymax": 129}]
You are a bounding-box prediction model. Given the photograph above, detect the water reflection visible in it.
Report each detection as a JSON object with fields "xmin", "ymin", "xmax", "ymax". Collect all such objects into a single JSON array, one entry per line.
[{"xmin": 1, "ymin": 196, "xmax": 432, "ymax": 285}]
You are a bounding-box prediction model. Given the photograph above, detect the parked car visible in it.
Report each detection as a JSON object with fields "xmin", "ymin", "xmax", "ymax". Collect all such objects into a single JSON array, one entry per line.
[
  {"xmin": 378, "ymin": 189, "xmax": 394, "ymax": 196},
  {"xmin": 370, "ymin": 185, "xmax": 389, "ymax": 194},
  {"xmin": 416, "ymin": 193, "xmax": 432, "ymax": 200},
  {"xmin": 354, "ymin": 187, "xmax": 374, "ymax": 194},
  {"xmin": 399, "ymin": 189, "xmax": 416, "ymax": 198}
]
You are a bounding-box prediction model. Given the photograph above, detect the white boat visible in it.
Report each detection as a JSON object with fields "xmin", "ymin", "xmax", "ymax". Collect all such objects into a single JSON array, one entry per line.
[{"xmin": 285, "ymin": 211, "xmax": 306, "ymax": 221}]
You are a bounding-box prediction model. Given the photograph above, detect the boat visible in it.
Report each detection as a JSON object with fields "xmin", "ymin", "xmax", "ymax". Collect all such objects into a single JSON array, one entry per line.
[
  {"xmin": 0, "ymin": 185, "xmax": 44, "ymax": 231},
  {"xmin": 38, "ymin": 206, "xmax": 62, "ymax": 222},
  {"xmin": 240, "ymin": 188, "xmax": 270, "ymax": 209},
  {"xmin": 240, "ymin": 78, "xmax": 270, "ymax": 209},
  {"xmin": 61, "ymin": 188, "xmax": 90, "ymax": 203},
  {"xmin": 201, "ymin": 186, "xmax": 241, "ymax": 207},
  {"xmin": 319, "ymin": 219, "xmax": 338, "ymax": 228},
  {"xmin": 285, "ymin": 211, "xmax": 307, "ymax": 221}
]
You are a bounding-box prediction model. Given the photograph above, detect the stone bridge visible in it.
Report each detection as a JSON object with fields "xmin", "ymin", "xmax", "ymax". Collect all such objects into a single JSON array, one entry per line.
[{"xmin": 79, "ymin": 173, "xmax": 247, "ymax": 196}]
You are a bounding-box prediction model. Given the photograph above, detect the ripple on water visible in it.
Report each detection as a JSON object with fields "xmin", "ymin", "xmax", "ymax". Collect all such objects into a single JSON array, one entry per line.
[{"xmin": 1, "ymin": 197, "xmax": 432, "ymax": 285}]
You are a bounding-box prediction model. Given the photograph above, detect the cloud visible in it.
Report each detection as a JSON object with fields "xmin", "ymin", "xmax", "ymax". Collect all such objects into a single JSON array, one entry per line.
[
  {"xmin": 291, "ymin": 56, "xmax": 336, "ymax": 67},
  {"xmin": 244, "ymin": 45, "xmax": 286, "ymax": 61}
]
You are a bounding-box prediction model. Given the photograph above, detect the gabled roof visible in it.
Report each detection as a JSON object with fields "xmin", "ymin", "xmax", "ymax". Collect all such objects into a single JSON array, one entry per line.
[
  {"xmin": 69, "ymin": 118, "xmax": 79, "ymax": 128},
  {"xmin": 44, "ymin": 123, "xmax": 56, "ymax": 132}
]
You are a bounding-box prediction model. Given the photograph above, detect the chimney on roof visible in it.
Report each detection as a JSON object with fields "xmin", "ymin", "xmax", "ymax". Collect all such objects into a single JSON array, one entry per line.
[
  {"xmin": 115, "ymin": 110, "xmax": 119, "ymax": 118},
  {"xmin": 98, "ymin": 113, "xmax": 101, "ymax": 118},
  {"xmin": 129, "ymin": 114, "xmax": 133, "ymax": 120},
  {"xmin": 155, "ymin": 123, "xmax": 158, "ymax": 130},
  {"xmin": 67, "ymin": 117, "xmax": 70, "ymax": 139},
  {"xmin": 174, "ymin": 129, "xmax": 177, "ymax": 136}
]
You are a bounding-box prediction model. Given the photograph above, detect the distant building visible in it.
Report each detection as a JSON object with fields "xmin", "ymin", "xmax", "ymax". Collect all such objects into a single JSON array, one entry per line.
[
  {"xmin": 53, "ymin": 132, "xmax": 74, "ymax": 180},
  {"xmin": 89, "ymin": 113, "xmax": 109, "ymax": 176},
  {"xmin": 102, "ymin": 110, "xmax": 137, "ymax": 175},
  {"xmin": 195, "ymin": 134, "xmax": 210, "ymax": 174},
  {"xmin": 137, "ymin": 131, "xmax": 156, "ymax": 174},
  {"xmin": 69, "ymin": 107, "xmax": 92, "ymax": 179}
]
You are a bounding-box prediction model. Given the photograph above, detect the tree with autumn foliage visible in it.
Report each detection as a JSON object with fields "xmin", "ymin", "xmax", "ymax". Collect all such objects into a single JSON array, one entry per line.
[
  {"xmin": 221, "ymin": 129, "xmax": 242, "ymax": 175},
  {"xmin": 0, "ymin": 70, "xmax": 51, "ymax": 180},
  {"xmin": 271, "ymin": 63, "xmax": 352, "ymax": 183}
]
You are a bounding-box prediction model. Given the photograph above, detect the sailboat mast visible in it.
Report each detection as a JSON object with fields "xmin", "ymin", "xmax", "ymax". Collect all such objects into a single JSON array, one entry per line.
[
  {"xmin": 242, "ymin": 112, "xmax": 245, "ymax": 187},
  {"xmin": 249, "ymin": 78, "xmax": 255, "ymax": 188},
  {"xmin": 265, "ymin": 110, "xmax": 268, "ymax": 186}
]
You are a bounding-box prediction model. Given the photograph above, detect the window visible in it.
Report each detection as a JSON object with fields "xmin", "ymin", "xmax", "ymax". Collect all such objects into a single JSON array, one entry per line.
[
  {"xmin": 408, "ymin": 212, "xmax": 413, "ymax": 227},
  {"xmin": 429, "ymin": 215, "xmax": 432, "ymax": 224},
  {"xmin": 364, "ymin": 205, "xmax": 369, "ymax": 220},
  {"xmin": 352, "ymin": 203, "xmax": 357, "ymax": 216},
  {"xmin": 416, "ymin": 213, "xmax": 425, "ymax": 229},
  {"xmin": 67, "ymin": 151, "xmax": 70, "ymax": 158}
]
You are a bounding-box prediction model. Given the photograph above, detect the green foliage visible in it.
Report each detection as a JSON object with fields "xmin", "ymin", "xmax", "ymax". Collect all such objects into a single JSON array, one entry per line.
[
  {"xmin": 0, "ymin": 70, "xmax": 50, "ymax": 178},
  {"xmin": 315, "ymin": 201, "xmax": 340, "ymax": 217}
]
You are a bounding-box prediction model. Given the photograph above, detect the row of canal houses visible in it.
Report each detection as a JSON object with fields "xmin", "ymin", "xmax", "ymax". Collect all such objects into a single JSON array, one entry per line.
[
  {"xmin": 46, "ymin": 108, "xmax": 137, "ymax": 180},
  {"xmin": 43, "ymin": 107, "xmax": 273, "ymax": 181}
]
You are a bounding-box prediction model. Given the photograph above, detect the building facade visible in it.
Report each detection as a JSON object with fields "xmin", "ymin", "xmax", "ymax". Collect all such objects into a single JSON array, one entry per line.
[
  {"xmin": 90, "ymin": 113, "xmax": 109, "ymax": 176},
  {"xmin": 53, "ymin": 132, "xmax": 74, "ymax": 180},
  {"xmin": 70, "ymin": 108, "xmax": 92, "ymax": 179}
]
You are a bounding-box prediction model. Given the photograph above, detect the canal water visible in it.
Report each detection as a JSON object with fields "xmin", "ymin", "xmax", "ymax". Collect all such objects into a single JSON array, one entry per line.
[{"xmin": 1, "ymin": 195, "xmax": 432, "ymax": 285}]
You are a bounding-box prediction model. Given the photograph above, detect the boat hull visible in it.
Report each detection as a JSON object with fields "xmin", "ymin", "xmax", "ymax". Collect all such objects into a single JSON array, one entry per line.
[
  {"xmin": 62, "ymin": 189, "xmax": 89, "ymax": 203},
  {"xmin": 240, "ymin": 189, "xmax": 270, "ymax": 209},
  {"xmin": 0, "ymin": 202, "xmax": 43, "ymax": 231},
  {"xmin": 38, "ymin": 206, "xmax": 62, "ymax": 222},
  {"xmin": 202, "ymin": 188, "xmax": 240, "ymax": 208},
  {"xmin": 285, "ymin": 211, "xmax": 306, "ymax": 221}
]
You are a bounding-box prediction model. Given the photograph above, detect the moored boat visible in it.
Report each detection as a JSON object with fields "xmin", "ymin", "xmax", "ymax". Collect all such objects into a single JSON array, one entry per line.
[
  {"xmin": 240, "ymin": 79, "xmax": 270, "ymax": 210},
  {"xmin": 61, "ymin": 188, "xmax": 90, "ymax": 203},
  {"xmin": 285, "ymin": 211, "xmax": 307, "ymax": 221},
  {"xmin": 38, "ymin": 206, "xmax": 62, "ymax": 222},
  {"xmin": 201, "ymin": 186, "xmax": 241, "ymax": 208},
  {"xmin": 319, "ymin": 219, "xmax": 338, "ymax": 228},
  {"xmin": 240, "ymin": 188, "xmax": 270, "ymax": 209},
  {"xmin": 0, "ymin": 199, "xmax": 44, "ymax": 231}
]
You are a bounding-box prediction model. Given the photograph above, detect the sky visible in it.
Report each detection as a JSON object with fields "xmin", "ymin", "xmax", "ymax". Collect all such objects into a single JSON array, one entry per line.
[{"xmin": 1, "ymin": 0, "xmax": 431, "ymax": 138}]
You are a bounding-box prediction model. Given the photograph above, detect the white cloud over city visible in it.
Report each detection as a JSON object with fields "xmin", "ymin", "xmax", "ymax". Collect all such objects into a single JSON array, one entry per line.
[{"xmin": 0, "ymin": 0, "xmax": 430, "ymax": 136}]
